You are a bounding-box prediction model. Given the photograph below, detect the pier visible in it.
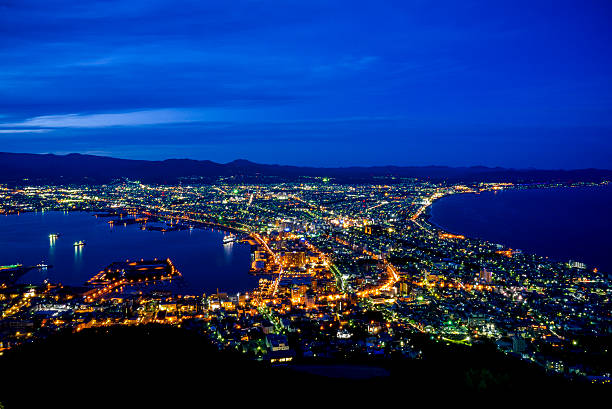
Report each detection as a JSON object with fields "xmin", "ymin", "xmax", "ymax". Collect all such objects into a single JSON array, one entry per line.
[{"xmin": 84, "ymin": 258, "xmax": 181, "ymax": 301}]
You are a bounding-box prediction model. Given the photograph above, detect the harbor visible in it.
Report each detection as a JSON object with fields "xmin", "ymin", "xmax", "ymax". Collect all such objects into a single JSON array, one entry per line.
[{"xmin": 0, "ymin": 211, "xmax": 255, "ymax": 294}]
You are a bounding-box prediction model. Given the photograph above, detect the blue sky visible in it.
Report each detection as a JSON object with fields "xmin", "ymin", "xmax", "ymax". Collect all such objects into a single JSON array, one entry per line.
[{"xmin": 1, "ymin": 0, "xmax": 611, "ymax": 168}]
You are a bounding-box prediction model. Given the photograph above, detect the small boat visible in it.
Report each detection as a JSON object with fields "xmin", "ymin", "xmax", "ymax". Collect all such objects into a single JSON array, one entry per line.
[
  {"xmin": 73, "ymin": 240, "xmax": 86, "ymax": 247},
  {"xmin": 48, "ymin": 233, "xmax": 60, "ymax": 239},
  {"xmin": 223, "ymin": 234, "xmax": 236, "ymax": 244}
]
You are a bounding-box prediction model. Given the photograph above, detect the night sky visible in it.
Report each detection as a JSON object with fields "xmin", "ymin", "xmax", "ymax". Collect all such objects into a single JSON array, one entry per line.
[{"xmin": 1, "ymin": 0, "xmax": 611, "ymax": 168}]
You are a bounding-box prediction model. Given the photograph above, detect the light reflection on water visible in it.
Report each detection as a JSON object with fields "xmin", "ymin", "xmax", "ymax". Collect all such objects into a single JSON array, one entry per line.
[{"xmin": 223, "ymin": 242, "xmax": 233, "ymax": 262}]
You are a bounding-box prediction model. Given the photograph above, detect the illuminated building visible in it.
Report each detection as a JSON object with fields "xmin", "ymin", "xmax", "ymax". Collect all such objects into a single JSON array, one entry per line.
[{"xmin": 479, "ymin": 268, "xmax": 492, "ymax": 284}]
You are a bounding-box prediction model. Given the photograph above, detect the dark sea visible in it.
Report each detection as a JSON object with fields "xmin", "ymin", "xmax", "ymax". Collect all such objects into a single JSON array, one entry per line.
[
  {"xmin": 430, "ymin": 184, "xmax": 612, "ymax": 273},
  {"xmin": 0, "ymin": 211, "xmax": 255, "ymax": 294}
]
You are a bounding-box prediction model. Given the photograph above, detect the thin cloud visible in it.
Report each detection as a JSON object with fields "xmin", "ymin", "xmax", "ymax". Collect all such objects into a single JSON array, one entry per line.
[
  {"xmin": 0, "ymin": 108, "xmax": 401, "ymax": 130},
  {"xmin": 2, "ymin": 109, "xmax": 211, "ymax": 128},
  {"xmin": 0, "ymin": 129, "xmax": 51, "ymax": 133}
]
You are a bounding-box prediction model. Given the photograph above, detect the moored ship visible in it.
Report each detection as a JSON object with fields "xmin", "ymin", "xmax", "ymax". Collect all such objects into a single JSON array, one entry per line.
[{"xmin": 223, "ymin": 234, "xmax": 236, "ymax": 244}]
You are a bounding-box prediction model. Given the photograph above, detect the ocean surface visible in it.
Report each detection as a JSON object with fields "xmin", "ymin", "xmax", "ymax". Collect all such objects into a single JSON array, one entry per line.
[
  {"xmin": 430, "ymin": 184, "xmax": 612, "ymax": 273},
  {"xmin": 0, "ymin": 211, "xmax": 255, "ymax": 294}
]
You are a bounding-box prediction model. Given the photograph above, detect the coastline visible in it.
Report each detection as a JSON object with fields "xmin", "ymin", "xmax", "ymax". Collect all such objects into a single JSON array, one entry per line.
[
  {"xmin": 1, "ymin": 208, "xmax": 247, "ymax": 235},
  {"xmin": 423, "ymin": 184, "xmax": 612, "ymax": 273}
]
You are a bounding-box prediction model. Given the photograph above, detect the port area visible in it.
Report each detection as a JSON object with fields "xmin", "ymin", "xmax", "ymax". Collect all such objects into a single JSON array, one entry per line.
[
  {"xmin": 104, "ymin": 215, "xmax": 189, "ymax": 232},
  {"xmin": 84, "ymin": 258, "xmax": 181, "ymax": 302},
  {"xmin": 107, "ymin": 216, "xmax": 148, "ymax": 227}
]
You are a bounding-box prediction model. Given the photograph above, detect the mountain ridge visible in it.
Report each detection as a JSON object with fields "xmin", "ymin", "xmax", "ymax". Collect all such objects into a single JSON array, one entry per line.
[{"xmin": 1, "ymin": 152, "xmax": 610, "ymax": 184}]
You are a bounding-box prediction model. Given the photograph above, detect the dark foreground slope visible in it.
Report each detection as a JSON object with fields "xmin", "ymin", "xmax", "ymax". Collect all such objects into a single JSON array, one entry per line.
[
  {"xmin": 0, "ymin": 325, "xmax": 602, "ymax": 408},
  {"xmin": 2, "ymin": 152, "xmax": 611, "ymax": 184}
]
